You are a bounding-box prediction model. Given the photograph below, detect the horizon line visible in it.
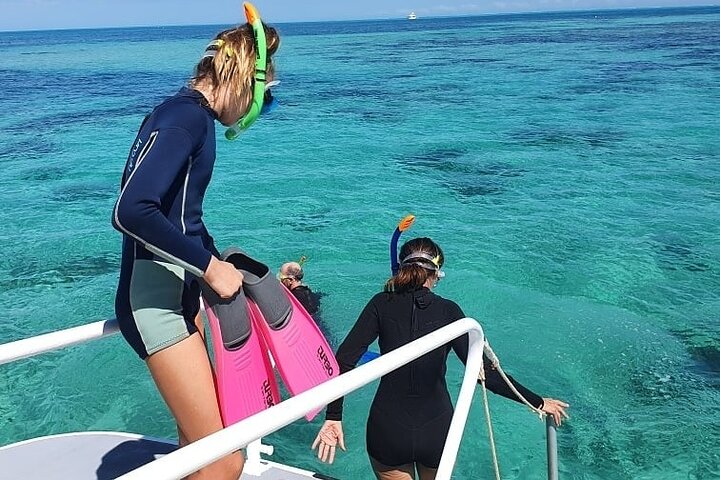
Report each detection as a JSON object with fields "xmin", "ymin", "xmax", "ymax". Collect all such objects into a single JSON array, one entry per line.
[{"xmin": 1, "ymin": 3, "xmax": 718, "ymax": 34}]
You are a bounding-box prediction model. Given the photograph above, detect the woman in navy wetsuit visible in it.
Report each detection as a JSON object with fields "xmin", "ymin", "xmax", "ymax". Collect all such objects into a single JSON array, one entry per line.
[
  {"xmin": 312, "ymin": 237, "xmax": 569, "ymax": 480},
  {"xmin": 112, "ymin": 14, "xmax": 279, "ymax": 480}
]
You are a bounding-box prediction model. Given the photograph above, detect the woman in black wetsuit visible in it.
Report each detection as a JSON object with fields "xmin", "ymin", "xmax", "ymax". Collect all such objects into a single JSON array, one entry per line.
[{"xmin": 312, "ymin": 237, "xmax": 569, "ymax": 480}]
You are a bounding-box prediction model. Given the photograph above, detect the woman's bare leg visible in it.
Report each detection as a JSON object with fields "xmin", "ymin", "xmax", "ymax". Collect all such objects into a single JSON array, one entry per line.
[
  {"xmin": 194, "ymin": 311, "xmax": 207, "ymax": 343},
  {"xmin": 177, "ymin": 312, "xmax": 211, "ymax": 449},
  {"xmin": 147, "ymin": 330, "xmax": 243, "ymax": 480},
  {"xmin": 416, "ymin": 464, "xmax": 438, "ymax": 480},
  {"xmin": 177, "ymin": 311, "xmax": 211, "ymax": 448},
  {"xmin": 370, "ymin": 456, "xmax": 415, "ymax": 480}
]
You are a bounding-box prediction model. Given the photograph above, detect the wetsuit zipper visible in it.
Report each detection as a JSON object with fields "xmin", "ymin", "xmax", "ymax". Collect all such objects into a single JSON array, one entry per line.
[{"xmin": 409, "ymin": 299, "xmax": 418, "ymax": 395}]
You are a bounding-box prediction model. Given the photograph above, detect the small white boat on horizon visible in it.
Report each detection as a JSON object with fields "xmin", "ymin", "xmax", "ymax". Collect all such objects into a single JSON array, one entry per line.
[{"xmin": 408, "ymin": 11, "xmax": 417, "ymax": 20}]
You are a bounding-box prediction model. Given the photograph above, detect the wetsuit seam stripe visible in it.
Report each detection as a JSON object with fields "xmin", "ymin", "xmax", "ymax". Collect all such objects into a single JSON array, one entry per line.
[
  {"xmin": 180, "ymin": 156, "xmax": 193, "ymax": 235},
  {"xmin": 113, "ymin": 130, "xmax": 159, "ymax": 244},
  {"xmin": 113, "ymin": 130, "xmax": 204, "ymax": 277},
  {"xmin": 114, "ymin": 130, "xmax": 159, "ymax": 229},
  {"xmin": 134, "ymin": 130, "xmax": 158, "ymax": 169}
]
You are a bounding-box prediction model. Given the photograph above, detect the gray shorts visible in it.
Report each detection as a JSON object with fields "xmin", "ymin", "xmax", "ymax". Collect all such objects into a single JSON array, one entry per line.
[{"xmin": 116, "ymin": 259, "xmax": 201, "ymax": 359}]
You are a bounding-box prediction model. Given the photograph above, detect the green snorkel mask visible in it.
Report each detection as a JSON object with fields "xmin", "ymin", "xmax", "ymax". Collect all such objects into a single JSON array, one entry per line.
[{"xmin": 225, "ymin": 2, "xmax": 275, "ymax": 140}]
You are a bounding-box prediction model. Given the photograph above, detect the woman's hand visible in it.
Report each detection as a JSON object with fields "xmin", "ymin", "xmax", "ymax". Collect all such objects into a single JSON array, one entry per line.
[
  {"xmin": 203, "ymin": 256, "xmax": 244, "ymax": 298},
  {"xmin": 311, "ymin": 420, "xmax": 346, "ymax": 464},
  {"xmin": 541, "ymin": 398, "xmax": 570, "ymax": 426}
]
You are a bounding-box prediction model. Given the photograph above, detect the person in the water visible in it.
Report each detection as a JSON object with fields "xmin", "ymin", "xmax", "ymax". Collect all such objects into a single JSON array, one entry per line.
[
  {"xmin": 111, "ymin": 7, "xmax": 280, "ymax": 479},
  {"xmin": 312, "ymin": 237, "xmax": 569, "ymax": 480},
  {"xmin": 279, "ymin": 261, "xmax": 321, "ymax": 316}
]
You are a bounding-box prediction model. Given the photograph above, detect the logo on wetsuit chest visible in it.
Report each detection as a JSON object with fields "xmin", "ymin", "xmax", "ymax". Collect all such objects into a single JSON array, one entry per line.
[
  {"xmin": 127, "ymin": 136, "xmax": 144, "ymax": 173},
  {"xmin": 317, "ymin": 346, "xmax": 334, "ymax": 377},
  {"xmin": 262, "ymin": 379, "xmax": 275, "ymax": 408}
]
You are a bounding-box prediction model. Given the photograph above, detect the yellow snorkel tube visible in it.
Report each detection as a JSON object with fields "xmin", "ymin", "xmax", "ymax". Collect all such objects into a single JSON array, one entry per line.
[{"xmin": 225, "ymin": 2, "xmax": 268, "ymax": 140}]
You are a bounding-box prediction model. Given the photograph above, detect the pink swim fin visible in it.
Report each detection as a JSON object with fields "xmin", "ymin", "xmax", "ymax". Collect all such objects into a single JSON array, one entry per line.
[
  {"xmin": 225, "ymin": 248, "xmax": 340, "ymax": 421},
  {"xmin": 203, "ymin": 262, "xmax": 280, "ymax": 426}
]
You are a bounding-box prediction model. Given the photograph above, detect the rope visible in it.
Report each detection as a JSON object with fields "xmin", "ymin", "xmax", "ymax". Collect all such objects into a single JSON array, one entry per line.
[
  {"xmin": 480, "ymin": 379, "xmax": 502, "ymax": 480},
  {"xmin": 476, "ymin": 338, "xmax": 548, "ymax": 480},
  {"xmin": 483, "ymin": 340, "xmax": 545, "ymax": 420}
]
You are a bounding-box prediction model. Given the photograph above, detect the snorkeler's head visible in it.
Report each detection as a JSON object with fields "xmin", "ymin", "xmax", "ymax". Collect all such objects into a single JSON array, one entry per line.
[
  {"xmin": 280, "ymin": 262, "xmax": 304, "ymax": 281},
  {"xmin": 190, "ymin": 10, "xmax": 280, "ymax": 128},
  {"xmin": 385, "ymin": 237, "xmax": 445, "ymax": 293}
]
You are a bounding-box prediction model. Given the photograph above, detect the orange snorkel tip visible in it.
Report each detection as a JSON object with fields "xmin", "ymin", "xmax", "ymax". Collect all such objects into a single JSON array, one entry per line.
[
  {"xmin": 390, "ymin": 214, "xmax": 416, "ymax": 275},
  {"xmin": 398, "ymin": 214, "xmax": 415, "ymax": 232},
  {"xmin": 244, "ymin": 2, "xmax": 260, "ymax": 24}
]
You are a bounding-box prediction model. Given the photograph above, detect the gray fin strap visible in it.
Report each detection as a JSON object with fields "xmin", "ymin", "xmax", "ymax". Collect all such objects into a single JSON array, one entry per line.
[
  {"xmin": 201, "ymin": 280, "xmax": 251, "ymax": 350},
  {"xmin": 221, "ymin": 247, "xmax": 292, "ymax": 329}
]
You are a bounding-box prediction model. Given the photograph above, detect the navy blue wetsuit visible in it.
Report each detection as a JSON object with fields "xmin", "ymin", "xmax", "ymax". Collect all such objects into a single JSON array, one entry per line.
[
  {"xmin": 112, "ymin": 87, "xmax": 220, "ymax": 359},
  {"xmin": 326, "ymin": 288, "xmax": 544, "ymax": 469}
]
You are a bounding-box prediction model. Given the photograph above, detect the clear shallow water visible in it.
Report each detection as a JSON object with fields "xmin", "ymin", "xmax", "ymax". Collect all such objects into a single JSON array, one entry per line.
[{"xmin": 1, "ymin": 6, "xmax": 719, "ymax": 479}]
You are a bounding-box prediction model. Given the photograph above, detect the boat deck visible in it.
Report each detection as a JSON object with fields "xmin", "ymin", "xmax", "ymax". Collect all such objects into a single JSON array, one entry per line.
[{"xmin": 0, "ymin": 432, "xmax": 335, "ymax": 480}]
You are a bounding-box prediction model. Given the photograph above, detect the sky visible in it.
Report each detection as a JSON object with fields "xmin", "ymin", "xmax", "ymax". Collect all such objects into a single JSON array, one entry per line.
[{"xmin": 0, "ymin": 0, "xmax": 715, "ymax": 31}]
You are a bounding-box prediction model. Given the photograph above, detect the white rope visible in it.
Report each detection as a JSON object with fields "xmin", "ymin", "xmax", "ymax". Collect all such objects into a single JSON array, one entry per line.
[
  {"xmin": 476, "ymin": 338, "xmax": 548, "ymax": 480},
  {"xmin": 479, "ymin": 380, "xmax": 502, "ymax": 480},
  {"xmin": 483, "ymin": 340, "xmax": 545, "ymax": 419}
]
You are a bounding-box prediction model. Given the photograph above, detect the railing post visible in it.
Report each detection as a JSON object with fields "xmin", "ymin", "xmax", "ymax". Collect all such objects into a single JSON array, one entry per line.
[
  {"xmin": 243, "ymin": 438, "xmax": 273, "ymax": 476},
  {"xmin": 435, "ymin": 327, "xmax": 484, "ymax": 479},
  {"xmin": 546, "ymin": 416, "xmax": 558, "ymax": 480}
]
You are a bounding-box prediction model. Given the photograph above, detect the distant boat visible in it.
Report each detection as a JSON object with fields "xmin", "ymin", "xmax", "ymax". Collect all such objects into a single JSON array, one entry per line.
[{"xmin": 407, "ymin": 11, "xmax": 417, "ymax": 20}]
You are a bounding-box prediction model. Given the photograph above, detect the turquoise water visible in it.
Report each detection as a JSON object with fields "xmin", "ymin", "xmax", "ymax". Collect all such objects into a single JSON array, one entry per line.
[{"xmin": 1, "ymin": 6, "xmax": 719, "ymax": 478}]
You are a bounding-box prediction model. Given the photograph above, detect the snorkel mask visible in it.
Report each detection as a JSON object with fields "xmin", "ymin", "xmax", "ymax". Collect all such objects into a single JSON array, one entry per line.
[{"xmin": 225, "ymin": 2, "xmax": 277, "ymax": 140}]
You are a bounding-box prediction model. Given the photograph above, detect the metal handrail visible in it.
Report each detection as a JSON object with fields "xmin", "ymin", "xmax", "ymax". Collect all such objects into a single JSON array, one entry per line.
[
  {"xmin": 117, "ymin": 318, "xmax": 485, "ymax": 479},
  {"xmin": 546, "ymin": 416, "xmax": 559, "ymax": 480},
  {"xmin": 0, "ymin": 316, "xmax": 559, "ymax": 479},
  {"xmin": 0, "ymin": 319, "xmax": 119, "ymax": 366}
]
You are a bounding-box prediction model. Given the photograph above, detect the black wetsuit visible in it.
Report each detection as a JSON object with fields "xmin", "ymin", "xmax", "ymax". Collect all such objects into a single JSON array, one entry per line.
[
  {"xmin": 290, "ymin": 285, "xmax": 320, "ymax": 316},
  {"xmin": 326, "ymin": 288, "xmax": 543, "ymax": 469}
]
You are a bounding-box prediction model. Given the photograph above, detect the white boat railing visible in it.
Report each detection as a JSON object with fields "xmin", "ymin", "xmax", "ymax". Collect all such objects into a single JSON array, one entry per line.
[
  {"xmin": 0, "ymin": 317, "xmax": 485, "ymax": 479},
  {"xmin": 115, "ymin": 318, "xmax": 485, "ymax": 480},
  {"xmin": 0, "ymin": 316, "xmax": 562, "ymax": 479},
  {"xmin": 0, "ymin": 318, "xmax": 119, "ymax": 366}
]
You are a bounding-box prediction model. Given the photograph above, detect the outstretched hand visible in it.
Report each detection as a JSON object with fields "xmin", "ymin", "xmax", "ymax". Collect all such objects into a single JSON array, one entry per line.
[
  {"xmin": 541, "ymin": 398, "xmax": 570, "ymax": 426},
  {"xmin": 311, "ymin": 420, "xmax": 346, "ymax": 464}
]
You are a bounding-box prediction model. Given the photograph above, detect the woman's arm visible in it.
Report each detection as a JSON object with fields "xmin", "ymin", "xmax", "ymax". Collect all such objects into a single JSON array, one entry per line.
[
  {"xmin": 481, "ymin": 361, "xmax": 545, "ymax": 409},
  {"xmin": 112, "ymin": 126, "xmax": 212, "ymax": 277},
  {"xmin": 200, "ymin": 222, "xmax": 221, "ymax": 258},
  {"xmin": 453, "ymin": 329, "xmax": 569, "ymax": 422},
  {"xmin": 325, "ymin": 296, "xmax": 381, "ymax": 421}
]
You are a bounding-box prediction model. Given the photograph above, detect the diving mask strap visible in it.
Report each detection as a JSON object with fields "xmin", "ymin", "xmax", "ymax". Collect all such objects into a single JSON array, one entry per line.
[
  {"xmin": 400, "ymin": 252, "xmax": 444, "ymax": 278},
  {"xmin": 202, "ymin": 39, "xmax": 224, "ymax": 59},
  {"xmin": 400, "ymin": 252, "xmax": 441, "ymax": 268}
]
